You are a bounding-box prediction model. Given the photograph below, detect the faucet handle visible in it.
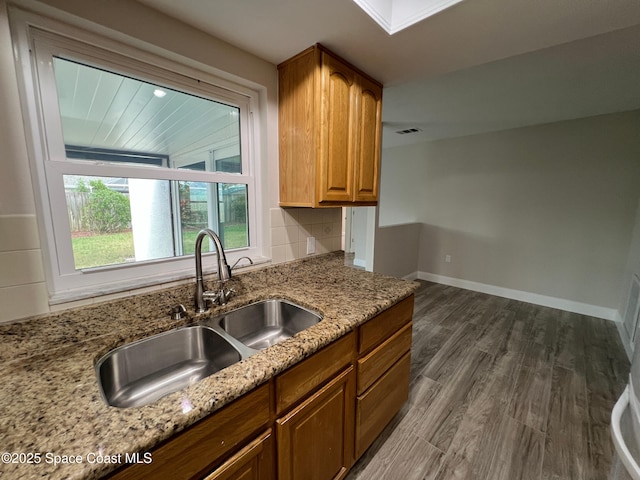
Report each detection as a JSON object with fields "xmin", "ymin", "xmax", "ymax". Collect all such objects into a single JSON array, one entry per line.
[
  {"xmin": 201, "ymin": 287, "xmax": 235, "ymax": 306},
  {"xmin": 219, "ymin": 288, "xmax": 235, "ymax": 305}
]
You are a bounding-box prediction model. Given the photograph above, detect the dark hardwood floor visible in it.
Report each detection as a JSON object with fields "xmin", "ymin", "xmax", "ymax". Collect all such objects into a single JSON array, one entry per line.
[{"xmin": 346, "ymin": 281, "xmax": 630, "ymax": 480}]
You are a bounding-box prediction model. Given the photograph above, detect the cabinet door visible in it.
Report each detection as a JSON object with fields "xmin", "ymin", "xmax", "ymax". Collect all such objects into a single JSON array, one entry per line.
[
  {"xmin": 276, "ymin": 366, "xmax": 355, "ymax": 480},
  {"xmin": 318, "ymin": 52, "xmax": 358, "ymax": 204},
  {"xmin": 203, "ymin": 430, "xmax": 274, "ymax": 480},
  {"xmin": 354, "ymin": 76, "xmax": 382, "ymax": 203},
  {"xmin": 278, "ymin": 46, "xmax": 317, "ymax": 207}
]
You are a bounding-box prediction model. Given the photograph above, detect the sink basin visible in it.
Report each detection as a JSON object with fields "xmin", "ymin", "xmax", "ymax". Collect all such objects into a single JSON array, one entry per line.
[
  {"xmin": 96, "ymin": 300, "xmax": 322, "ymax": 408},
  {"xmin": 213, "ymin": 299, "xmax": 322, "ymax": 350},
  {"xmin": 96, "ymin": 326, "xmax": 241, "ymax": 408}
]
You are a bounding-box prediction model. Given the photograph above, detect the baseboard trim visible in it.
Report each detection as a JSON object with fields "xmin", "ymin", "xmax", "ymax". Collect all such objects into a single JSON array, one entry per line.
[
  {"xmin": 417, "ymin": 271, "xmax": 618, "ymax": 321},
  {"xmin": 402, "ymin": 271, "xmax": 419, "ymax": 281}
]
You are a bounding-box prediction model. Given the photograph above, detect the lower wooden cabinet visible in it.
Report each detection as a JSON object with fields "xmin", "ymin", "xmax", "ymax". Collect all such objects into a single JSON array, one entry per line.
[
  {"xmin": 276, "ymin": 367, "xmax": 355, "ymax": 480},
  {"xmin": 203, "ymin": 430, "xmax": 274, "ymax": 480}
]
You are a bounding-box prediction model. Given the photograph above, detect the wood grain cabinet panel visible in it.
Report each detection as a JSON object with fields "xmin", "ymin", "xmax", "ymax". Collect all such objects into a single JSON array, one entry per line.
[
  {"xmin": 203, "ymin": 430, "xmax": 274, "ymax": 480},
  {"xmin": 319, "ymin": 52, "xmax": 358, "ymax": 203},
  {"xmin": 354, "ymin": 294, "xmax": 414, "ymax": 461},
  {"xmin": 357, "ymin": 322, "xmax": 412, "ymax": 395},
  {"xmin": 353, "ymin": 76, "xmax": 382, "ymax": 203},
  {"xmin": 276, "ymin": 331, "xmax": 355, "ymax": 415},
  {"xmin": 107, "ymin": 383, "xmax": 270, "ymax": 480},
  {"xmin": 276, "ymin": 367, "xmax": 355, "ymax": 480},
  {"xmin": 278, "ymin": 44, "xmax": 382, "ymax": 207},
  {"xmin": 355, "ymin": 353, "xmax": 411, "ymax": 459},
  {"xmin": 358, "ymin": 296, "xmax": 414, "ymax": 355}
]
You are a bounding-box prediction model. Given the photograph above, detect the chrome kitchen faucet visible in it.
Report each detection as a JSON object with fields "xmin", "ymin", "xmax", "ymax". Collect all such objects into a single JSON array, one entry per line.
[
  {"xmin": 193, "ymin": 229, "xmax": 254, "ymax": 312},
  {"xmin": 194, "ymin": 229, "xmax": 233, "ymax": 312}
]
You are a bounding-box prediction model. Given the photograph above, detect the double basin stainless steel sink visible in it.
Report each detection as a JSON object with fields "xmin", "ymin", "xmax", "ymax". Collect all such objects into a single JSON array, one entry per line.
[{"xmin": 96, "ymin": 299, "xmax": 322, "ymax": 408}]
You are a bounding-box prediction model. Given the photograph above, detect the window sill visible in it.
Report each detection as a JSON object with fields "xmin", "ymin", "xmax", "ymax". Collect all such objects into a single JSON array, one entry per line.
[{"xmin": 49, "ymin": 255, "xmax": 271, "ymax": 306}]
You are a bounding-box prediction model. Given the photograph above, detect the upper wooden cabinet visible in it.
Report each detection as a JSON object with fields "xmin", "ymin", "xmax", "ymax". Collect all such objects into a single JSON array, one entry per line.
[{"xmin": 278, "ymin": 44, "xmax": 383, "ymax": 207}]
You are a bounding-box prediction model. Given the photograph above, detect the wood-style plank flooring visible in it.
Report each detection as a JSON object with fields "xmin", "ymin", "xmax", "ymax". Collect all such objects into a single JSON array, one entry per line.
[{"xmin": 346, "ymin": 281, "xmax": 630, "ymax": 480}]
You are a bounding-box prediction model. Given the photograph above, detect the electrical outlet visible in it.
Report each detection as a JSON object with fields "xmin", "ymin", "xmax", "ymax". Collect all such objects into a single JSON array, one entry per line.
[
  {"xmin": 445, "ymin": 254, "xmax": 452, "ymax": 263},
  {"xmin": 307, "ymin": 237, "xmax": 316, "ymax": 255}
]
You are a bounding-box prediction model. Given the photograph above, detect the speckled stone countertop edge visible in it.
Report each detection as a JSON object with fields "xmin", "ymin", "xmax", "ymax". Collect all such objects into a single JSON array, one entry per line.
[{"xmin": 0, "ymin": 252, "xmax": 418, "ymax": 480}]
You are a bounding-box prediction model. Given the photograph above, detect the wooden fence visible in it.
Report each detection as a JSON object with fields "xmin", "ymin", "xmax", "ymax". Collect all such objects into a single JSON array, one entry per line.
[{"xmin": 66, "ymin": 191, "xmax": 89, "ymax": 232}]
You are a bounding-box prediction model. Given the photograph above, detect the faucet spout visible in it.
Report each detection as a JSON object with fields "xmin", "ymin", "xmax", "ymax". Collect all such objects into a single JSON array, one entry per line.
[{"xmin": 194, "ymin": 228, "xmax": 232, "ymax": 313}]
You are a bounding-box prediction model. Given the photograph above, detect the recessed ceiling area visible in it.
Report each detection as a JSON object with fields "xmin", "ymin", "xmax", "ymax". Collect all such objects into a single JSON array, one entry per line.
[
  {"xmin": 351, "ymin": 0, "xmax": 466, "ymax": 35},
  {"xmin": 136, "ymin": 0, "xmax": 640, "ymax": 147}
]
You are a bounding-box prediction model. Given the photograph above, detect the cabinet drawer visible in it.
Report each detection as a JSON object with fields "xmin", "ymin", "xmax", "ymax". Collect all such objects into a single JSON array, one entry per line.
[
  {"xmin": 108, "ymin": 383, "xmax": 270, "ymax": 480},
  {"xmin": 357, "ymin": 322, "xmax": 412, "ymax": 395},
  {"xmin": 358, "ymin": 295, "xmax": 413, "ymax": 355},
  {"xmin": 355, "ymin": 352, "xmax": 410, "ymax": 459},
  {"xmin": 275, "ymin": 331, "xmax": 355, "ymax": 415}
]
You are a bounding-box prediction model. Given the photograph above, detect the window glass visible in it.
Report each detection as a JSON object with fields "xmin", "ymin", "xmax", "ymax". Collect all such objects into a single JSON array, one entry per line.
[
  {"xmin": 53, "ymin": 57, "xmax": 242, "ymax": 173},
  {"xmin": 64, "ymin": 174, "xmax": 249, "ymax": 270},
  {"xmin": 51, "ymin": 56, "xmax": 251, "ymax": 272},
  {"xmin": 178, "ymin": 181, "xmax": 248, "ymax": 255}
]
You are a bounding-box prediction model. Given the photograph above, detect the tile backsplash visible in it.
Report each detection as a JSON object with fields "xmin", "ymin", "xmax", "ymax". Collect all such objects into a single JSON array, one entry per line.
[
  {"xmin": 0, "ymin": 215, "xmax": 49, "ymax": 323},
  {"xmin": 270, "ymin": 208, "xmax": 343, "ymax": 263}
]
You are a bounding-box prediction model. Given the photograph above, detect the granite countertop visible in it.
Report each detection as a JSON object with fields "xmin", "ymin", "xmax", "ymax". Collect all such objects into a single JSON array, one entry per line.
[{"xmin": 0, "ymin": 252, "xmax": 417, "ymax": 480}]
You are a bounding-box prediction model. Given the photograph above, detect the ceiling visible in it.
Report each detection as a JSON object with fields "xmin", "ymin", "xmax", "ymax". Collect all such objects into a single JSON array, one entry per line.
[
  {"xmin": 54, "ymin": 58, "xmax": 239, "ymax": 164},
  {"xmin": 136, "ymin": 0, "xmax": 640, "ymax": 148}
]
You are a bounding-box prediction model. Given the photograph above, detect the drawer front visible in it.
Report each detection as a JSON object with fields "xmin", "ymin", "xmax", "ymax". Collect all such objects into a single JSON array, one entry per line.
[
  {"xmin": 355, "ymin": 352, "xmax": 411, "ymax": 459},
  {"xmin": 357, "ymin": 322, "xmax": 412, "ymax": 395},
  {"xmin": 276, "ymin": 331, "xmax": 355, "ymax": 415},
  {"xmin": 108, "ymin": 383, "xmax": 271, "ymax": 480},
  {"xmin": 358, "ymin": 295, "xmax": 413, "ymax": 355}
]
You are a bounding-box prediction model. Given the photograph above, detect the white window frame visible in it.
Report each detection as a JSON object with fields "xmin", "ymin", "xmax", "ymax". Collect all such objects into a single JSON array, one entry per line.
[{"xmin": 10, "ymin": 10, "xmax": 265, "ymax": 303}]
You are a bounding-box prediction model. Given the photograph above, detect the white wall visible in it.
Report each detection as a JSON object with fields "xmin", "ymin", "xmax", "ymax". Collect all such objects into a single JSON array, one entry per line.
[
  {"xmin": 373, "ymin": 223, "xmax": 421, "ymax": 279},
  {"xmin": 378, "ymin": 141, "xmax": 426, "ymax": 227},
  {"xmin": 376, "ymin": 110, "xmax": 640, "ymax": 316}
]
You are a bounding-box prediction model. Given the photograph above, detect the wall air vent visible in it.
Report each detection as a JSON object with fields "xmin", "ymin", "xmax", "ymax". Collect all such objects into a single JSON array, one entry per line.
[{"xmin": 395, "ymin": 128, "xmax": 422, "ymax": 135}]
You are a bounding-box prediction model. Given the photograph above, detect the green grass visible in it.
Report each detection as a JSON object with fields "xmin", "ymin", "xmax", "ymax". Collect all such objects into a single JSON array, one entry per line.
[
  {"xmin": 181, "ymin": 224, "xmax": 248, "ymax": 255},
  {"xmin": 72, "ymin": 224, "xmax": 248, "ymax": 269},
  {"xmin": 72, "ymin": 231, "xmax": 135, "ymax": 269}
]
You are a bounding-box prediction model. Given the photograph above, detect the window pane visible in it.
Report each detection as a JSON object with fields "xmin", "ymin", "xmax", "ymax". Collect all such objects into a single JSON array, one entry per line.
[
  {"xmin": 218, "ymin": 183, "xmax": 248, "ymax": 249},
  {"xmin": 65, "ymin": 175, "xmax": 248, "ymax": 270},
  {"xmin": 53, "ymin": 57, "xmax": 241, "ymax": 173},
  {"xmin": 178, "ymin": 182, "xmax": 248, "ymax": 255},
  {"xmin": 179, "ymin": 181, "xmax": 210, "ymax": 255},
  {"xmin": 65, "ymin": 175, "xmax": 173, "ymax": 269}
]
